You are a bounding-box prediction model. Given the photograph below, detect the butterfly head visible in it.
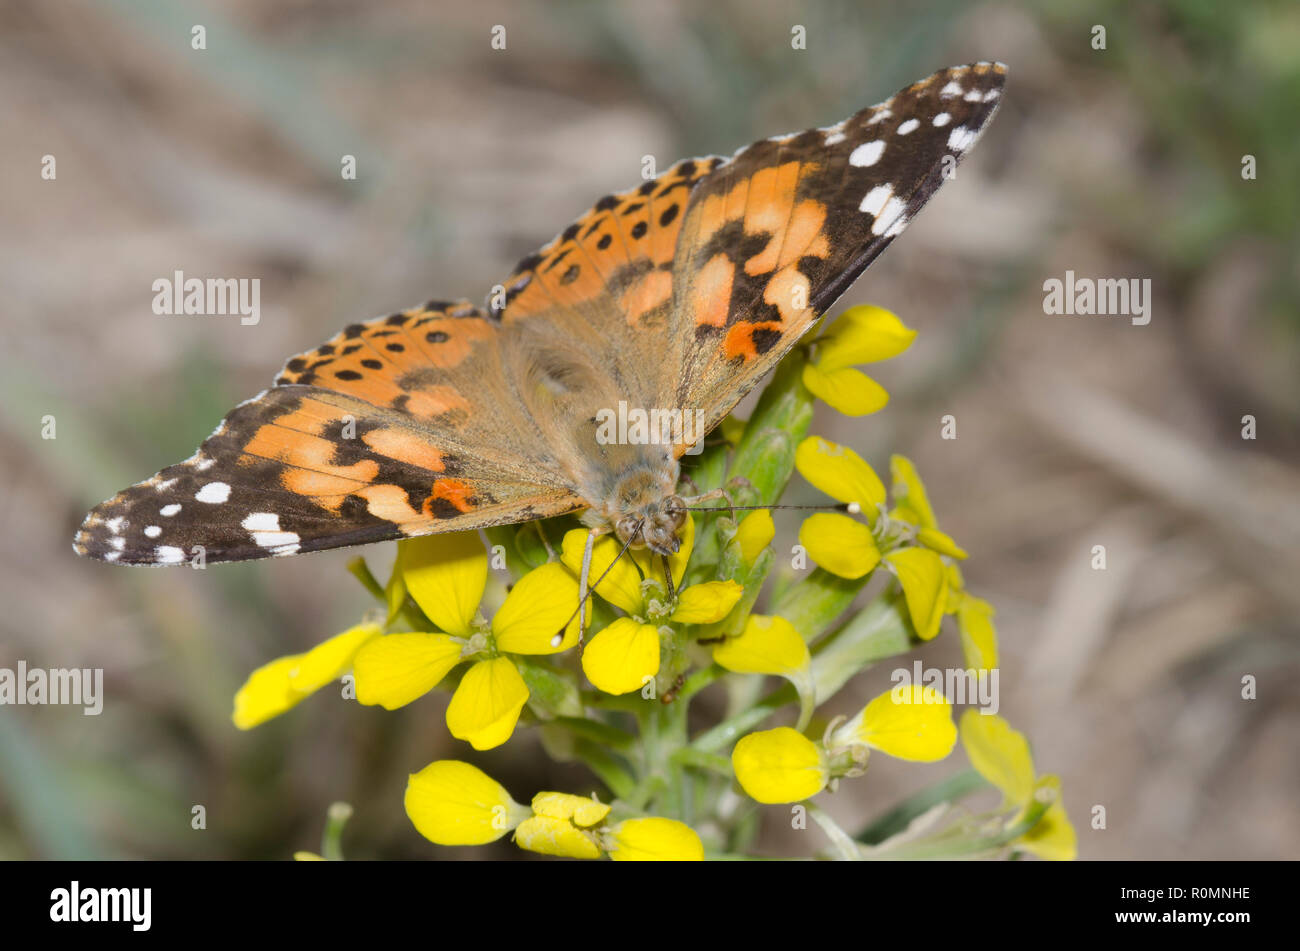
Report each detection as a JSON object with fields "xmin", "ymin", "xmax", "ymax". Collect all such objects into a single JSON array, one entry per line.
[{"xmin": 615, "ymin": 494, "xmax": 687, "ymax": 556}]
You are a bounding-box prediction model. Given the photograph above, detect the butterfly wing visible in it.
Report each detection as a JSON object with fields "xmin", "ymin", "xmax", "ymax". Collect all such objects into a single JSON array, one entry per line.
[
  {"xmin": 666, "ymin": 62, "xmax": 1007, "ymax": 437},
  {"xmin": 75, "ymin": 300, "xmax": 583, "ymax": 565}
]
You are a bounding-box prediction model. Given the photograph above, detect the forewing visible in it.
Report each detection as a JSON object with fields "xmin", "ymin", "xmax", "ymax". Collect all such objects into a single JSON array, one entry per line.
[
  {"xmin": 75, "ymin": 301, "xmax": 582, "ymax": 565},
  {"xmin": 667, "ymin": 62, "xmax": 1007, "ymax": 436}
]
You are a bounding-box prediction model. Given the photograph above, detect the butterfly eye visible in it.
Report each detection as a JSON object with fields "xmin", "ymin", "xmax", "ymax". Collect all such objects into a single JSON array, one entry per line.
[{"xmin": 615, "ymin": 515, "xmax": 642, "ymax": 546}]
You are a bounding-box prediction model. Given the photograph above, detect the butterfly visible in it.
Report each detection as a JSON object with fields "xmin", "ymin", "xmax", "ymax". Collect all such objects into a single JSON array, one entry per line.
[{"xmin": 75, "ymin": 63, "xmax": 1005, "ymax": 568}]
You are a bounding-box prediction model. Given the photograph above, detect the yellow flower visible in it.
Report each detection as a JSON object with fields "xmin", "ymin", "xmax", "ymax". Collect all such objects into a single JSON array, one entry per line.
[
  {"xmin": 404, "ymin": 760, "xmax": 531, "ymax": 846},
  {"xmin": 561, "ymin": 519, "xmax": 743, "ymax": 695},
  {"xmin": 353, "ymin": 532, "xmax": 581, "ymax": 750},
  {"xmin": 712, "ymin": 614, "xmax": 810, "ymax": 677},
  {"xmin": 734, "ymin": 509, "xmax": 775, "ymax": 564},
  {"xmin": 802, "ymin": 305, "xmax": 916, "ymax": 415},
  {"xmin": 731, "ymin": 727, "xmax": 829, "ymax": 804},
  {"xmin": 947, "ymin": 563, "xmax": 999, "ymax": 671},
  {"xmin": 580, "ymin": 618, "xmax": 662, "ymax": 695},
  {"xmin": 232, "ymin": 622, "xmax": 380, "ymax": 730},
  {"xmin": 794, "ymin": 436, "xmax": 887, "ymax": 578},
  {"xmin": 607, "ymin": 817, "xmax": 704, "ymax": 861},
  {"xmin": 795, "ymin": 436, "xmax": 887, "ymax": 520},
  {"xmin": 799, "ymin": 513, "xmax": 880, "ymax": 579},
  {"xmin": 514, "ymin": 792, "xmax": 610, "ymax": 859},
  {"xmin": 406, "ymin": 761, "xmax": 702, "ymax": 861},
  {"xmin": 884, "ymin": 546, "xmax": 949, "ymax": 641},
  {"xmin": 444, "ymin": 656, "xmax": 530, "ymax": 751},
  {"xmin": 959, "ymin": 711, "xmax": 1077, "ymax": 860},
  {"xmin": 830, "ymin": 684, "xmax": 958, "ymax": 762},
  {"xmin": 889, "ymin": 455, "xmax": 967, "ymax": 559}
]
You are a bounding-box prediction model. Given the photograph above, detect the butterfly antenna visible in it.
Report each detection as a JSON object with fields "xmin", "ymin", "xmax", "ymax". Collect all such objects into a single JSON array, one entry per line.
[
  {"xmin": 687, "ymin": 502, "xmax": 863, "ymax": 514},
  {"xmin": 661, "ymin": 553, "xmax": 675, "ymax": 602}
]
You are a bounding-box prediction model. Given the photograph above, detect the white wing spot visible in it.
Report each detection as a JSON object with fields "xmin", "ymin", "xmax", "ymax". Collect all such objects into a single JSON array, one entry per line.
[
  {"xmin": 871, "ymin": 197, "xmax": 908, "ymax": 236},
  {"xmin": 106, "ymin": 517, "xmax": 125, "ymax": 534},
  {"xmin": 160, "ymin": 504, "xmax": 181, "ymax": 517},
  {"xmin": 940, "ymin": 80, "xmax": 963, "ymax": 98},
  {"xmin": 144, "ymin": 525, "xmax": 162, "ymax": 538},
  {"xmin": 984, "ymin": 88, "xmax": 1001, "ymax": 102},
  {"xmin": 155, "ymin": 546, "xmax": 185, "ymax": 565},
  {"xmin": 867, "ymin": 108, "xmax": 892, "ymax": 126},
  {"xmin": 196, "ymin": 481, "xmax": 231, "ymax": 504},
  {"xmin": 933, "ymin": 112, "xmax": 951, "ymax": 127},
  {"xmin": 242, "ymin": 512, "xmax": 302, "ymax": 551},
  {"xmin": 948, "ymin": 126, "xmax": 977, "ymax": 151},
  {"xmin": 964, "ymin": 89, "xmax": 984, "ymax": 102},
  {"xmin": 824, "ymin": 131, "xmax": 846, "ymax": 146},
  {"xmin": 195, "ymin": 457, "xmax": 216, "ymax": 472},
  {"xmin": 897, "ymin": 118, "xmax": 920, "ymax": 135},
  {"xmin": 884, "ymin": 214, "xmax": 910, "ymax": 238},
  {"xmin": 849, "ymin": 140, "xmax": 885, "ymax": 167},
  {"xmin": 859, "ymin": 184, "xmax": 894, "ymax": 216},
  {"xmin": 110, "ymin": 537, "xmax": 126, "ymax": 551}
]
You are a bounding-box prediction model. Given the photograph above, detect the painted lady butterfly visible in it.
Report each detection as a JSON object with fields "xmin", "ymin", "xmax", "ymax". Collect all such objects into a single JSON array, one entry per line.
[{"xmin": 75, "ymin": 63, "xmax": 1005, "ymax": 566}]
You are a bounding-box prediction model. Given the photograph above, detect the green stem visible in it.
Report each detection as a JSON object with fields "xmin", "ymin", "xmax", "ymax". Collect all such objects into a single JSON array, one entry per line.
[
  {"xmin": 807, "ymin": 803, "xmax": 861, "ymax": 861},
  {"xmin": 669, "ymin": 747, "xmax": 732, "ymax": 776},
  {"xmin": 346, "ymin": 558, "xmax": 384, "ymax": 601},
  {"xmin": 321, "ymin": 801, "xmax": 353, "ymax": 861},
  {"xmin": 572, "ymin": 741, "xmax": 637, "ymax": 801}
]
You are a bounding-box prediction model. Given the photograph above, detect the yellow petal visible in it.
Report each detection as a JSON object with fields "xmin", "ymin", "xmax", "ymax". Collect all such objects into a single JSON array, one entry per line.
[
  {"xmin": 889, "ymin": 454, "xmax": 938, "ymax": 530},
  {"xmin": 814, "ymin": 305, "xmax": 917, "ymax": 372},
  {"xmin": 561, "ymin": 529, "xmax": 644, "ymax": 615},
  {"xmin": 670, "ymin": 580, "xmax": 744, "ymax": 624},
  {"xmin": 735, "ymin": 509, "xmax": 775, "ymax": 564},
  {"xmin": 530, "ymin": 792, "xmax": 611, "ymax": 828},
  {"xmin": 801, "ymin": 363, "xmax": 890, "ymax": 416},
  {"xmin": 1017, "ymin": 775, "xmax": 1077, "ymax": 861},
  {"xmin": 232, "ymin": 655, "xmax": 304, "ymax": 730},
  {"xmin": 959, "ymin": 710, "xmax": 1035, "ymax": 808},
  {"xmin": 798, "ymin": 513, "xmax": 880, "ymax": 579},
  {"xmin": 608, "ymin": 817, "xmax": 705, "ymax": 861},
  {"xmin": 289, "ymin": 623, "xmax": 381, "ymax": 692},
  {"xmin": 445, "ymin": 657, "xmax": 530, "ymax": 750},
  {"xmin": 795, "ymin": 436, "xmax": 887, "ymax": 514},
  {"xmin": 958, "ymin": 596, "xmax": 999, "ymax": 672},
  {"xmin": 293, "ymin": 851, "xmax": 326, "ymax": 861},
  {"xmin": 400, "ymin": 532, "xmax": 487, "ymax": 636},
  {"xmin": 713, "ymin": 614, "xmax": 810, "ymax": 676},
  {"xmin": 404, "ymin": 760, "xmax": 529, "ymax": 846},
  {"xmin": 581, "ymin": 618, "xmax": 661, "ymax": 696},
  {"xmin": 731, "ymin": 727, "xmax": 828, "ymax": 804},
  {"xmin": 493, "ymin": 562, "xmax": 580, "ymax": 654},
  {"xmin": 917, "ymin": 527, "xmax": 968, "ymax": 560},
  {"xmin": 886, "ymin": 547, "xmax": 948, "ymax": 640},
  {"xmin": 353, "ymin": 632, "xmax": 464, "ymax": 710},
  {"xmin": 513, "ymin": 815, "xmax": 601, "ymax": 859},
  {"xmin": 841, "ymin": 684, "xmax": 957, "ymax": 762},
  {"xmin": 630, "ymin": 513, "xmax": 695, "ymax": 589}
]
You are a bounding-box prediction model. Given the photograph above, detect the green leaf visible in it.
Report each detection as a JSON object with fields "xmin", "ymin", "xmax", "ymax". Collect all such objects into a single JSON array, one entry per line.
[{"xmin": 515, "ymin": 658, "xmax": 583, "ymax": 718}]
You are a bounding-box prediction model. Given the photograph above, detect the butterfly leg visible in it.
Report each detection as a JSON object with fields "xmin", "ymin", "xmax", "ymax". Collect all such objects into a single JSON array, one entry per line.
[{"xmin": 681, "ymin": 485, "xmax": 739, "ymax": 522}]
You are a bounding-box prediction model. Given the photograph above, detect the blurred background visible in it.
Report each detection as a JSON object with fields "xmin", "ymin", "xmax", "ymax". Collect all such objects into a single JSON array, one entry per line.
[{"xmin": 2, "ymin": 0, "xmax": 1297, "ymax": 860}]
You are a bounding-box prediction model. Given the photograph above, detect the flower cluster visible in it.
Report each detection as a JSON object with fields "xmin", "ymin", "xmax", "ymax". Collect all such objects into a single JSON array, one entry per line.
[{"xmin": 234, "ymin": 304, "xmax": 1075, "ymax": 861}]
